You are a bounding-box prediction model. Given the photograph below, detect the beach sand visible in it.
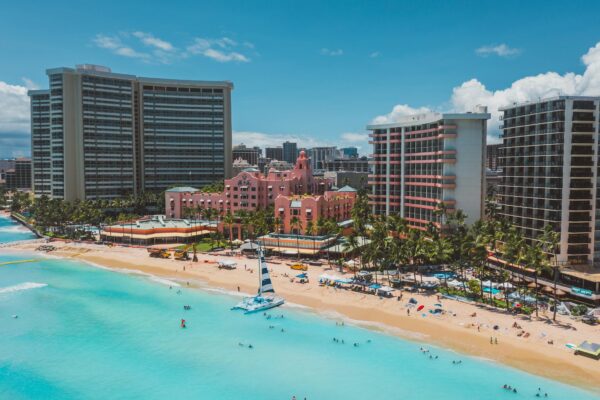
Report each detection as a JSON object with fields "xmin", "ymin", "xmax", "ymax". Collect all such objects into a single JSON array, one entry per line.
[{"xmin": 7, "ymin": 240, "xmax": 600, "ymax": 392}]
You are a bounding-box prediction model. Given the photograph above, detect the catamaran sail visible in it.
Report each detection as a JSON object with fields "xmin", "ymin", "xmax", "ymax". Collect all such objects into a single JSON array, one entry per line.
[
  {"xmin": 258, "ymin": 250, "xmax": 274, "ymax": 295},
  {"xmin": 232, "ymin": 246, "xmax": 284, "ymax": 314}
]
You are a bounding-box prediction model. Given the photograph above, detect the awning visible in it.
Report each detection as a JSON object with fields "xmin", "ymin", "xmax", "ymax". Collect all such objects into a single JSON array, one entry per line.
[{"xmin": 278, "ymin": 208, "xmax": 284, "ymax": 212}]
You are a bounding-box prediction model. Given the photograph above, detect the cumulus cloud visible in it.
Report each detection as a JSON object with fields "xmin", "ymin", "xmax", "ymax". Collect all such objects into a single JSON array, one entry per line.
[
  {"xmin": 132, "ymin": 31, "xmax": 174, "ymax": 52},
  {"xmin": 233, "ymin": 131, "xmax": 328, "ymax": 150},
  {"xmin": 93, "ymin": 34, "xmax": 150, "ymax": 60},
  {"xmin": 93, "ymin": 32, "xmax": 252, "ymax": 64},
  {"xmin": 187, "ymin": 37, "xmax": 250, "ymax": 63},
  {"xmin": 372, "ymin": 104, "xmax": 433, "ymax": 125},
  {"xmin": 0, "ymin": 81, "xmax": 30, "ymax": 133},
  {"xmin": 320, "ymin": 48, "xmax": 343, "ymax": 56},
  {"xmin": 476, "ymin": 44, "xmax": 521, "ymax": 57},
  {"xmin": 374, "ymin": 42, "xmax": 600, "ymax": 143}
]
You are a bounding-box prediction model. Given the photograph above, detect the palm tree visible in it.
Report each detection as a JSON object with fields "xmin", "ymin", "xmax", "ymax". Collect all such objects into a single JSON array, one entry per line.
[
  {"xmin": 290, "ymin": 216, "xmax": 301, "ymax": 259},
  {"xmin": 539, "ymin": 224, "xmax": 561, "ymax": 321},
  {"xmin": 223, "ymin": 211, "xmax": 234, "ymax": 250},
  {"xmin": 305, "ymin": 220, "xmax": 316, "ymax": 256},
  {"xmin": 522, "ymin": 241, "xmax": 547, "ymax": 318},
  {"xmin": 273, "ymin": 216, "xmax": 282, "ymax": 254}
]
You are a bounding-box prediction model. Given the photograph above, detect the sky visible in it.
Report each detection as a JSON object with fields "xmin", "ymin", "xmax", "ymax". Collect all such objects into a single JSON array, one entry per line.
[{"xmin": 1, "ymin": 0, "xmax": 600, "ymax": 158}]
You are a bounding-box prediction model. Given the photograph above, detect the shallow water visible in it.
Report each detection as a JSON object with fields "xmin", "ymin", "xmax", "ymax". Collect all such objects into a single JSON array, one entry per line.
[
  {"xmin": 0, "ymin": 215, "xmax": 36, "ymax": 243},
  {"xmin": 0, "ymin": 219, "xmax": 598, "ymax": 399}
]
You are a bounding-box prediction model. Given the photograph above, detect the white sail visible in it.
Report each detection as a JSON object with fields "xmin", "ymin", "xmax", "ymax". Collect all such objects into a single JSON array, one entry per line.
[{"xmin": 258, "ymin": 247, "xmax": 275, "ymax": 294}]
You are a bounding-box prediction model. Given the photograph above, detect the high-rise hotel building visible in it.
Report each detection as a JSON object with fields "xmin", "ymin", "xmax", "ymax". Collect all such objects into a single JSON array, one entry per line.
[
  {"xmin": 499, "ymin": 96, "xmax": 600, "ymax": 266},
  {"xmin": 367, "ymin": 107, "xmax": 490, "ymax": 229},
  {"xmin": 28, "ymin": 65, "xmax": 232, "ymax": 201}
]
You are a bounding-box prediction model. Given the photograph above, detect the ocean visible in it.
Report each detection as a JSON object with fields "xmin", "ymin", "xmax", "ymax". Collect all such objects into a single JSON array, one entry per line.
[
  {"xmin": 0, "ymin": 215, "xmax": 37, "ymax": 244},
  {"xmin": 0, "ymin": 217, "xmax": 598, "ymax": 399}
]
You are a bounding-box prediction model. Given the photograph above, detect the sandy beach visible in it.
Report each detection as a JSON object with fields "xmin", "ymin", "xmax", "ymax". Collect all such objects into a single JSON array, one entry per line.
[{"xmin": 6, "ymin": 240, "xmax": 600, "ymax": 392}]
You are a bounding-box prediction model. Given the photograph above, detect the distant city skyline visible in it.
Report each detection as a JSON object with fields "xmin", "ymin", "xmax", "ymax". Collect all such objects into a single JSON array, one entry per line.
[{"xmin": 2, "ymin": 1, "xmax": 600, "ymax": 158}]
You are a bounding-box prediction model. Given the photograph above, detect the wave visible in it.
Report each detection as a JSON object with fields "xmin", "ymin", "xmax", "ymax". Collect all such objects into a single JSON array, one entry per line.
[
  {"xmin": 0, "ymin": 225, "xmax": 31, "ymax": 233},
  {"xmin": 0, "ymin": 282, "xmax": 48, "ymax": 294},
  {"xmin": 148, "ymin": 276, "xmax": 182, "ymax": 287}
]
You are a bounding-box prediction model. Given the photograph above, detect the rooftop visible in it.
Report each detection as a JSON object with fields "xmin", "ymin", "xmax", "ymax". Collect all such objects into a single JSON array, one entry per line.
[
  {"xmin": 499, "ymin": 95, "xmax": 600, "ymax": 111},
  {"xmin": 166, "ymin": 186, "xmax": 200, "ymax": 193},
  {"xmin": 367, "ymin": 108, "xmax": 490, "ymax": 129}
]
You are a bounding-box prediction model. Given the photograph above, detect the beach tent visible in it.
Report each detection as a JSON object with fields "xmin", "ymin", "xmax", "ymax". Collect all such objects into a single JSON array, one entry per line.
[
  {"xmin": 497, "ymin": 282, "xmax": 514, "ymax": 290},
  {"xmin": 508, "ymin": 292, "xmax": 536, "ymax": 304},
  {"xmin": 377, "ymin": 286, "xmax": 394, "ymax": 295},
  {"xmin": 447, "ymin": 279, "xmax": 463, "ymax": 288},
  {"xmin": 575, "ymin": 341, "xmax": 600, "ymax": 360},
  {"xmin": 217, "ymin": 260, "xmax": 237, "ymax": 269}
]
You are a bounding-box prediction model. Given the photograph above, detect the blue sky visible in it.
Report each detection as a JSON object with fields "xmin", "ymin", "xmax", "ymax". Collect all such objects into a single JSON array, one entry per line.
[{"xmin": 2, "ymin": 0, "xmax": 600, "ymax": 157}]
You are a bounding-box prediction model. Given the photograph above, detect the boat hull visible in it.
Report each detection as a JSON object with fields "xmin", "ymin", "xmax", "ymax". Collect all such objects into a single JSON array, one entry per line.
[{"xmin": 231, "ymin": 296, "xmax": 285, "ymax": 314}]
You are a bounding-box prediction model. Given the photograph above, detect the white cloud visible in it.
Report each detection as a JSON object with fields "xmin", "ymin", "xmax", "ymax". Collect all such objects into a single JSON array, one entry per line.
[
  {"xmin": 21, "ymin": 78, "xmax": 39, "ymax": 90},
  {"xmin": 320, "ymin": 48, "xmax": 343, "ymax": 56},
  {"xmin": 233, "ymin": 131, "xmax": 327, "ymax": 150},
  {"xmin": 94, "ymin": 32, "xmax": 252, "ymax": 64},
  {"xmin": 187, "ymin": 37, "xmax": 250, "ymax": 63},
  {"xmin": 132, "ymin": 31, "xmax": 174, "ymax": 52},
  {"xmin": 369, "ymin": 51, "xmax": 381, "ymax": 58},
  {"xmin": 0, "ymin": 81, "xmax": 30, "ymax": 133},
  {"xmin": 372, "ymin": 104, "xmax": 433, "ymax": 125},
  {"xmin": 374, "ymin": 42, "xmax": 600, "ymax": 143},
  {"xmin": 476, "ymin": 44, "xmax": 521, "ymax": 58},
  {"xmin": 93, "ymin": 34, "xmax": 150, "ymax": 60},
  {"xmin": 340, "ymin": 132, "xmax": 368, "ymax": 142}
]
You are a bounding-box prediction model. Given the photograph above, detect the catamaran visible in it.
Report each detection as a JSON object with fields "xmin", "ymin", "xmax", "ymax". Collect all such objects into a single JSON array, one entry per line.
[{"xmin": 231, "ymin": 247, "xmax": 284, "ymax": 314}]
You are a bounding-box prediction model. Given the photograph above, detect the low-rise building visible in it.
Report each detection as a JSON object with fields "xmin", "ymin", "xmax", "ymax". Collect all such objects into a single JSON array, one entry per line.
[
  {"xmin": 324, "ymin": 171, "xmax": 369, "ymax": 190},
  {"xmin": 274, "ymin": 186, "xmax": 357, "ymax": 234},
  {"xmin": 101, "ymin": 215, "xmax": 215, "ymax": 245},
  {"xmin": 166, "ymin": 151, "xmax": 333, "ymax": 218}
]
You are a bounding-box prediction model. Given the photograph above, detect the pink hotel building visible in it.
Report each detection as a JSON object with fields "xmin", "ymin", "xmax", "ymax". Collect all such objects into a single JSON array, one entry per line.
[
  {"xmin": 166, "ymin": 151, "xmax": 356, "ymax": 233},
  {"xmin": 368, "ymin": 107, "xmax": 490, "ymax": 230}
]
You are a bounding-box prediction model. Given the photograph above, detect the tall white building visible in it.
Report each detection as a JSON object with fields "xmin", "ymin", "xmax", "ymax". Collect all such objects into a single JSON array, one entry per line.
[
  {"xmin": 29, "ymin": 65, "xmax": 233, "ymax": 200},
  {"xmin": 368, "ymin": 107, "xmax": 490, "ymax": 229}
]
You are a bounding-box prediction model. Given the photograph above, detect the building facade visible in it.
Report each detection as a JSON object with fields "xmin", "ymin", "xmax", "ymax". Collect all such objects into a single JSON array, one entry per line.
[
  {"xmin": 499, "ymin": 96, "xmax": 600, "ymax": 266},
  {"xmin": 486, "ymin": 143, "xmax": 503, "ymax": 171},
  {"xmin": 308, "ymin": 146, "xmax": 338, "ymax": 170},
  {"xmin": 341, "ymin": 147, "xmax": 359, "ymax": 158},
  {"xmin": 324, "ymin": 171, "xmax": 369, "ymax": 190},
  {"xmin": 282, "ymin": 141, "xmax": 298, "ymax": 163},
  {"xmin": 29, "ymin": 65, "xmax": 233, "ymax": 201},
  {"xmin": 323, "ymin": 156, "xmax": 370, "ymax": 172},
  {"xmin": 5, "ymin": 158, "xmax": 32, "ymax": 191},
  {"xmin": 232, "ymin": 143, "xmax": 261, "ymax": 166},
  {"xmin": 274, "ymin": 186, "xmax": 357, "ymax": 234},
  {"xmin": 29, "ymin": 90, "xmax": 51, "ymax": 196},
  {"xmin": 265, "ymin": 147, "xmax": 283, "ymax": 161},
  {"xmin": 166, "ymin": 151, "xmax": 333, "ymax": 218},
  {"xmin": 368, "ymin": 108, "xmax": 490, "ymax": 229}
]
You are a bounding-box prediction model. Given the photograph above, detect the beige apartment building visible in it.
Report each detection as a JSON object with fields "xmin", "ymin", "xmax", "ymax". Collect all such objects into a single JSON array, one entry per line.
[{"xmin": 29, "ymin": 64, "xmax": 233, "ymax": 200}]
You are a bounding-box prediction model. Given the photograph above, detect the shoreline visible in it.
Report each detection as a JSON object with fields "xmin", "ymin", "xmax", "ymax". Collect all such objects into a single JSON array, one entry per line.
[{"xmin": 3, "ymin": 241, "xmax": 600, "ymax": 393}]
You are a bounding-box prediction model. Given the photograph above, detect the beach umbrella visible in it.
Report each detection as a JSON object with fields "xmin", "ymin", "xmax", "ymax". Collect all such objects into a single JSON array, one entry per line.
[
  {"xmin": 542, "ymin": 286, "xmax": 554, "ymax": 294},
  {"xmin": 555, "ymin": 289, "xmax": 567, "ymax": 297},
  {"xmin": 527, "ymin": 282, "xmax": 539, "ymax": 289},
  {"xmin": 511, "ymin": 277, "xmax": 524, "ymax": 284}
]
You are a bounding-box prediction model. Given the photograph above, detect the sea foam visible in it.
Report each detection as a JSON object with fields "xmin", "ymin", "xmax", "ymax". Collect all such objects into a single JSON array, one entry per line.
[{"xmin": 0, "ymin": 282, "xmax": 48, "ymax": 294}]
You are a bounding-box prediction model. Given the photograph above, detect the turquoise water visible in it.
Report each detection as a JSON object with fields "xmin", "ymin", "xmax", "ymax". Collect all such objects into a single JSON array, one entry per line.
[
  {"xmin": 0, "ymin": 220, "xmax": 599, "ymax": 399},
  {"xmin": 0, "ymin": 215, "xmax": 36, "ymax": 243}
]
